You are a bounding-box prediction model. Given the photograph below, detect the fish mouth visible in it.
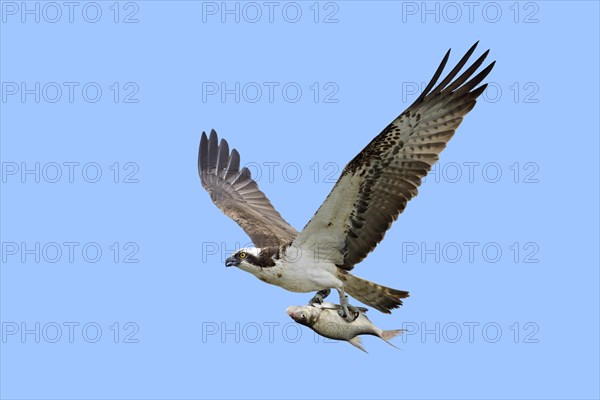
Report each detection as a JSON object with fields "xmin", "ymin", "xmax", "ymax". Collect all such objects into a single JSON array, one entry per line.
[
  {"xmin": 286, "ymin": 307, "xmax": 296, "ymax": 317},
  {"xmin": 225, "ymin": 257, "xmax": 239, "ymax": 267}
]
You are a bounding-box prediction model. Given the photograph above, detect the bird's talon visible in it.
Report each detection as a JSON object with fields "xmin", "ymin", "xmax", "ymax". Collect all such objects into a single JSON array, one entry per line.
[
  {"xmin": 338, "ymin": 303, "xmax": 359, "ymax": 322},
  {"xmin": 309, "ymin": 294, "xmax": 323, "ymax": 305},
  {"xmin": 308, "ymin": 289, "xmax": 331, "ymax": 305},
  {"xmin": 348, "ymin": 304, "xmax": 360, "ymax": 318}
]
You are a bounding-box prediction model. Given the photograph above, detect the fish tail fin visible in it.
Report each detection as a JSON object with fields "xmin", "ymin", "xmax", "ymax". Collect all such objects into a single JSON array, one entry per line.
[
  {"xmin": 380, "ymin": 329, "xmax": 404, "ymax": 350},
  {"xmin": 339, "ymin": 270, "xmax": 409, "ymax": 313},
  {"xmin": 349, "ymin": 336, "xmax": 368, "ymax": 353}
]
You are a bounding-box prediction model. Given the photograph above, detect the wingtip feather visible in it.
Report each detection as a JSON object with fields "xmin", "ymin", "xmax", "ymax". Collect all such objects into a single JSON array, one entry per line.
[
  {"xmin": 198, "ymin": 131, "xmax": 209, "ymax": 180},
  {"xmin": 217, "ymin": 139, "xmax": 230, "ymax": 174}
]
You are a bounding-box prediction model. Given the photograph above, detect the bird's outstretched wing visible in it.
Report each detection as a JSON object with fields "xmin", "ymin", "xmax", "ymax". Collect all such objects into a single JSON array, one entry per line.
[
  {"xmin": 198, "ymin": 130, "xmax": 298, "ymax": 247},
  {"xmin": 294, "ymin": 42, "xmax": 495, "ymax": 269}
]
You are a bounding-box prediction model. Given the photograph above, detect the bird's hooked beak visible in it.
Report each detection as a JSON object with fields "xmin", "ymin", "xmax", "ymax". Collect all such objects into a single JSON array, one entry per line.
[{"xmin": 225, "ymin": 256, "xmax": 238, "ymax": 268}]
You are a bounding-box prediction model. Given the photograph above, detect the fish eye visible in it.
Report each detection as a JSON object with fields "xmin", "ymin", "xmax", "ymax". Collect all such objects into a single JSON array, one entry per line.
[
  {"xmin": 238, "ymin": 251, "xmax": 247, "ymax": 259},
  {"xmin": 300, "ymin": 313, "xmax": 306, "ymax": 320}
]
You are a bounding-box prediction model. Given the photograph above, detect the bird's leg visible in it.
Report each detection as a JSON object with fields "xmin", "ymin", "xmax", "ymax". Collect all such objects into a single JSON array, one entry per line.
[
  {"xmin": 308, "ymin": 288, "xmax": 330, "ymax": 305},
  {"xmin": 336, "ymin": 288, "xmax": 359, "ymax": 322}
]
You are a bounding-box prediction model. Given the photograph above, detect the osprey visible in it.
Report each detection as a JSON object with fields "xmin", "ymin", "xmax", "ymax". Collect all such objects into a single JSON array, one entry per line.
[{"xmin": 198, "ymin": 42, "xmax": 495, "ymax": 320}]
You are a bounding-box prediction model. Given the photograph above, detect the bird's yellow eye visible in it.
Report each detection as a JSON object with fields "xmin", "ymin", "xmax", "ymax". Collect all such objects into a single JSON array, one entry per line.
[{"xmin": 239, "ymin": 251, "xmax": 247, "ymax": 259}]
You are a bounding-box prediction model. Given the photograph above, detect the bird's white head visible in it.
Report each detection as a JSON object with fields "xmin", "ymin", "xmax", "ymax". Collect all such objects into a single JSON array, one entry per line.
[{"xmin": 224, "ymin": 247, "xmax": 261, "ymax": 270}]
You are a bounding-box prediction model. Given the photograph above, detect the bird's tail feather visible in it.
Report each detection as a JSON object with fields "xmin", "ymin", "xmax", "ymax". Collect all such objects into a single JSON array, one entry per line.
[{"xmin": 339, "ymin": 270, "xmax": 409, "ymax": 313}]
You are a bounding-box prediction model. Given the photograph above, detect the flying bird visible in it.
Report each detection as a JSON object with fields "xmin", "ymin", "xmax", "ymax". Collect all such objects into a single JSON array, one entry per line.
[{"xmin": 198, "ymin": 42, "xmax": 495, "ymax": 320}]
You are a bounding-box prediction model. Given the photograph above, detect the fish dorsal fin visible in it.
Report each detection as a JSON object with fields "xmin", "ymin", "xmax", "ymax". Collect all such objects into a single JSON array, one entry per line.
[
  {"xmin": 317, "ymin": 302, "xmax": 369, "ymax": 314},
  {"xmin": 349, "ymin": 336, "xmax": 368, "ymax": 353},
  {"xmin": 317, "ymin": 302, "xmax": 338, "ymax": 311}
]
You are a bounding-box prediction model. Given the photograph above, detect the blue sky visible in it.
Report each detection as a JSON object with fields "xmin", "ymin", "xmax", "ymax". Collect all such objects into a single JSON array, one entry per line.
[{"xmin": 1, "ymin": 1, "xmax": 599, "ymax": 399}]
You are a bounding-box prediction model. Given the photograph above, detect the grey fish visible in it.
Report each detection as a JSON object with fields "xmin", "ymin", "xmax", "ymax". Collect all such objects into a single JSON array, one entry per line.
[{"xmin": 286, "ymin": 302, "xmax": 403, "ymax": 352}]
